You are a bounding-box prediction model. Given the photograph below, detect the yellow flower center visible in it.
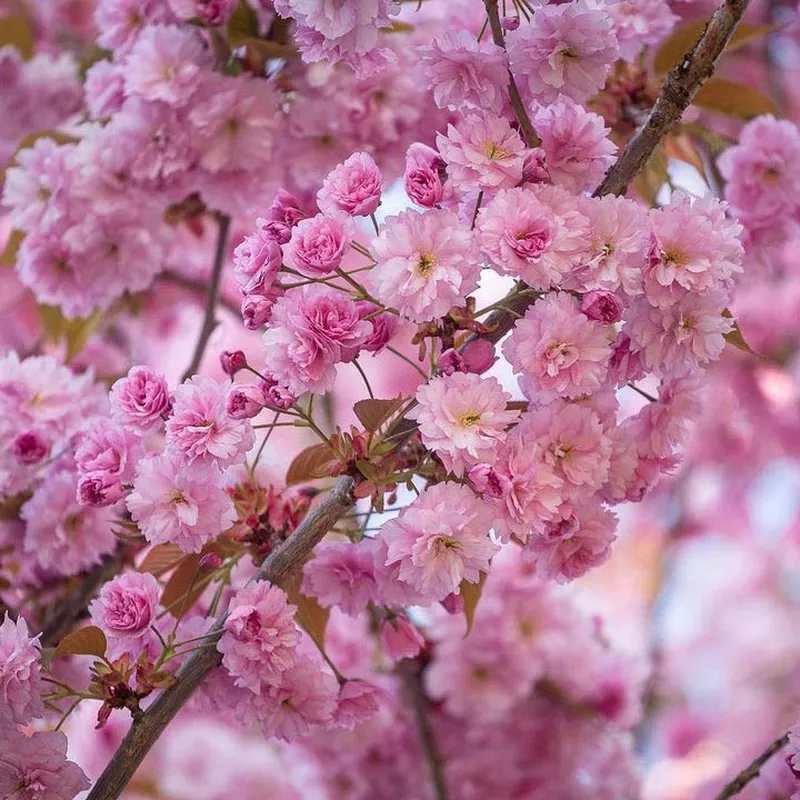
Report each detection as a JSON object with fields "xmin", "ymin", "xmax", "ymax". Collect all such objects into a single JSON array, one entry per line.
[
  {"xmin": 415, "ymin": 252, "xmax": 437, "ymax": 276},
  {"xmin": 459, "ymin": 412, "xmax": 482, "ymax": 428}
]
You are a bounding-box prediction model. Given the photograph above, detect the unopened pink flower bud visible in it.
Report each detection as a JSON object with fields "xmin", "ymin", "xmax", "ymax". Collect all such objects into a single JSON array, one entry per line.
[
  {"xmin": 404, "ymin": 143, "xmax": 446, "ymax": 208},
  {"xmin": 581, "ymin": 290, "xmax": 624, "ymax": 324},
  {"xmin": 441, "ymin": 592, "xmax": 464, "ymax": 615},
  {"xmin": 438, "ymin": 348, "xmax": 465, "ymax": 375},
  {"xmin": 220, "ymin": 350, "xmax": 247, "ymax": 376},
  {"xmin": 227, "ymin": 384, "xmax": 266, "ymax": 419},
  {"xmin": 461, "ymin": 338, "xmax": 496, "ymax": 374},
  {"xmin": 77, "ymin": 474, "xmax": 123, "ymax": 507},
  {"xmin": 468, "ymin": 464, "xmax": 504, "ymax": 498},
  {"xmin": 241, "ymin": 295, "xmax": 274, "ymax": 330},
  {"xmin": 379, "ymin": 616, "xmax": 425, "ymax": 661},
  {"xmin": 260, "ymin": 379, "xmax": 297, "ymax": 410},
  {"xmin": 522, "ymin": 148, "xmax": 550, "ymax": 185},
  {"xmin": 199, "ymin": 552, "xmax": 223, "ymax": 571},
  {"xmin": 12, "ymin": 430, "xmax": 48, "ymax": 465}
]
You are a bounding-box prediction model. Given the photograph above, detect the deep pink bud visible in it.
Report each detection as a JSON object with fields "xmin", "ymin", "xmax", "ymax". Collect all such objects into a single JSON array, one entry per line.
[
  {"xmin": 404, "ymin": 143, "xmax": 446, "ymax": 208},
  {"xmin": 220, "ymin": 350, "xmax": 247, "ymax": 376},
  {"xmin": 441, "ymin": 592, "xmax": 464, "ymax": 615},
  {"xmin": 264, "ymin": 188, "xmax": 309, "ymax": 244},
  {"xmin": 502, "ymin": 15, "xmax": 520, "ymax": 30},
  {"xmin": 379, "ymin": 616, "xmax": 425, "ymax": 661},
  {"xmin": 12, "ymin": 430, "xmax": 48, "ymax": 465},
  {"xmin": 438, "ymin": 348, "xmax": 465, "ymax": 375},
  {"xmin": 227, "ymin": 384, "xmax": 266, "ymax": 419},
  {"xmin": 522, "ymin": 148, "xmax": 550, "ymax": 185},
  {"xmin": 77, "ymin": 474, "xmax": 123, "ymax": 507},
  {"xmin": 357, "ymin": 302, "xmax": 399, "ymax": 353},
  {"xmin": 241, "ymin": 295, "xmax": 274, "ymax": 330},
  {"xmin": 581, "ymin": 290, "xmax": 625, "ymax": 324},
  {"xmin": 461, "ymin": 338, "xmax": 496, "ymax": 374},
  {"xmin": 199, "ymin": 552, "xmax": 223, "ymax": 571},
  {"xmin": 263, "ymin": 383, "xmax": 296, "ymax": 410},
  {"xmin": 468, "ymin": 463, "xmax": 505, "ymax": 498}
]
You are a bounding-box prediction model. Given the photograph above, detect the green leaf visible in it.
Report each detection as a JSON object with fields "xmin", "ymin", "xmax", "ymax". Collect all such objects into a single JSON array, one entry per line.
[
  {"xmin": 227, "ymin": 0, "xmax": 259, "ymax": 46},
  {"xmin": 285, "ymin": 569, "xmax": 329, "ymax": 653},
  {"xmin": 354, "ymin": 397, "xmax": 405, "ymax": 433},
  {"xmin": 654, "ymin": 21, "xmax": 773, "ymax": 74},
  {"xmin": 693, "ymin": 78, "xmax": 777, "ymax": 120},
  {"xmin": 54, "ymin": 626, "xmax": 107, "ymax": 660},
  {"xmin": 286, "ymin": 443, "xmax": 336, "ymax": 486},
  {"xmin": 38, "ymin": 306, "xmax": 103, "ymax": 363},
  {"xmin": 139, "ymin": 543, "xmax": 185, "ymax": 577},
  {"xmin": 460, "ymin": 572, "xmax": 487, "ymax": 637},
  {"xmin": 722, "ymin": 309, "xmax": 759, "ymax": 356},
  {"xmin": 0, "ymin": 12, "xmax": 34, "ymax": 59}
]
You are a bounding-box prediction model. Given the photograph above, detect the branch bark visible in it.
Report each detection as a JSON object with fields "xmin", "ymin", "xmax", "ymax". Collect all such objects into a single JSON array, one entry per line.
[
  {"xmin": 482, "ymin": 0, "xmax": 541, "ymax": 148},
  {"xmin": 84, "ymin": 0, "xmax": 752, "ymax": 792},
  {"xmin": 180, "ymin": 213, "xmax": 232, "ymax": 383},
  {"xmin": 86, "ymin": 476, "xmax": 355, "ymax": 800},
  {"xmin": 714, "ymin": 733, "xmax": 790, "ymax": 800},
  {"xmin": 594, "ymin": 0, "xmax": 751, "ymax": 197}
]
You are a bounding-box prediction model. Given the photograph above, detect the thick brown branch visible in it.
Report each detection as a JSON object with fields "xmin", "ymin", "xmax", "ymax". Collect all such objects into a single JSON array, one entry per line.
[
  {"xmin": 86, "ymin": 476, "xmax": 355, "ymax": 800},
  {"xmin": 482, "ymin": 0, "xmax": 541, "ymax": 148},
  {"xmin": 714, "ymin": 733, "xmax": 790, "ymax": 800},
  {"xmin": 180, "ymin": 213, "xmax": 232, "ymax": 383},
  {"xmin": 594, "ymin": 0, "xmax": 751, "ymax": 197}
]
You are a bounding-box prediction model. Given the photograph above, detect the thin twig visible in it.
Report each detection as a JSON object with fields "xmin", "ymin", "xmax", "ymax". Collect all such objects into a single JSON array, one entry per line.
[
  {"xmin": 85, "ymin": 477, "xmax": 356, "ymax": 800},
  {"xmin": 160, "ymin": 270, "xmax": 240, "ymax": 318},
  {"xmin": 482, "ymin": 0, "xmax": 541, "ymax": 147},
  {"xmin": 399, "ymin": 660, "xmax": 449, "ymax": 800},
  {"xmin": 594, "ymin": 0, "xmax": 751, "ymax": 197},
  {"xmin": 714, "ymin": 733, "xmax": 790, "ymax": 800},
  {"xmin": 180, "ymin": 214, "xmax": 232, "ymax": 383}
]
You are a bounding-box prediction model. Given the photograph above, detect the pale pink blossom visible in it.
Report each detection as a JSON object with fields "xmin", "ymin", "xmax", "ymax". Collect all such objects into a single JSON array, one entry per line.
[
  {"xmin": 95, "ymin": 0, "xmax": 172, "ymax": 53},
  {"xmin": 531, "ymin": 97, "xmax": 617, "ymax": 193},
  {"xmin": 477, "ymin": 185, "xmax": 589, "ymax": 288},
  {"xmin": 124, "ymin": 24, "xmax": 210, "ymax": 106},
  {"xmin": 110, "ymin": 366, "xmax": 172, "ymax": 432},
  {"xmin": 368, "ymin": 208, "xmax": 480, "ymax": 323},
  {"xmin": 420, "ymin": 30, "xmax": 508, "ymax": 114},
  {"xmin": 302, "ymin": 539, "xmax": 380, "ymax": 617},
  {"xmin": 437, "ymin": 115, "xmax": 526, "ymax": 193},
  {"xmin": 283, "ymin": 213, "xmax": 354, "ymax": 277},
  {"xmin": 0, "ymin": 615, "xmax": 43, "ymax": 726},
  {"xmin": 89, "ymin": 572, "xmax": 161, "ymax": 660},
  {"xmin": 167, "ymin": 0, "xmax": 236, "ymax": 25},
  {"xmin": 334, "ymin": 680, "xmax": 386, "ymax": 729},
  {"xmin": 74, "ymin": 420, "xmax": 142, "ymax": 506},
  {"xmin": 262, "ymin": 285, "xmax": 371, "ymax": 395},
  {"xmin": 166, "ymin": 376, "xmax": 255, "ymax": 468},
  {"xmin": 506, "ymin": 0, "xmax": 619, "ymax": 104},
  {"xmin": 380, "ymin": 615, "xmax": 425, "ymax": 661},
  {"xmin": 504, "ymin": 292, "xmax": 612, "ymax": 400},
  {"xmin": 127, "ymin": 453, "xmax": 237, "ymax": 552},
  {"xmin": 380, "ymin": 482, "xmax": 498, "ymax": 602},
  {"xmin": 317, "ymin": 152, "xmax": 383, "ymax": 218},
  {"xmin": 218, "ymin": 582, "xmax": 300, "ymax": 694},
  {"xmin": 525, "ymin": 504, "xmax": 618, "ymax": 582},
  {"xmin": 84, "ymin": 59, "xmax": 126, "ymax": 119},
  {"xmin": 409, "ymin": 373, "xmax": 520, "ymax": 476},
  {"xmin": 607, "ymin": 0, "xmax": 677, "ymax": 61},
  {"xmin": 0, "ymin": 724, "xmax": 89, "ymax": 800}
]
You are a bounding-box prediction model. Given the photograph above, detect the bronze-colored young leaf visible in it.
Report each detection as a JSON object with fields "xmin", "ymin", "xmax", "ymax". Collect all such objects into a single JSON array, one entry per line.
[
  {"xmin": 139, "ymin": 543, "xmax": 185, "ymax": 577},
  {"xmin": 693, "ymin": 78, "xmax": 777, "ymax": 120},
  {"xmin": 722, "ymin": 310, "xmax": 759, "ymax": 356},
  {"xmin": 160, "ymin": 555, "xmax": 203, "ymax": 616},
  {"xmin": 286, "ymin": 443, "xmax": 336, "ymax": 486},
  {"xmin": 54, "ymin": 626, "xmax": 108, "ymax": 660},
  {"xmin": 284, "ymin": 568, "xmax": 330, "ymax": 653},
  {"xmin": 460, "ymin": 572, "xmax": 487, "ymax": 637},
  {"xmin": 353, "ymin": 397, "xmax": 405, "ymax": 433},
  {"xmin": 654, "ymin": 21, "xmax": 773, "ymax": 74},
  {"xmin": 227, "ymin": 0, "xmax": 259, "ymax": 46},
  {"xmin": 0, "ymin": 12, "xmax": 34, "ymax": 59},
  {"xmin": 38, "ymin": 306, "xmax": 103, "ymax": 363},
  {"xmin": 0, "ymin": 229, "xmax": 24, "ymax": 268}
]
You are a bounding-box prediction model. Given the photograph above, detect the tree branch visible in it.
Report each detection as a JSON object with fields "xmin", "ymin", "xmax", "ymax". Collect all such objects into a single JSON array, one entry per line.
[
  {"xmin": 714, "ymin": 733, "xmax": 790, "ymax": 800},
  {"xmin": 482, "ymin": 0, "xmax": 541, "ymax": 148},
  {"xmin": 160, "ymin": 269, "xmax": 240, "ymax": 319},
  {"xmin": 399, "ymin": 659, "xmax": 449, "ymax": 800},
  {"xmin": 180, "ymin": 213, "xmax": 232, "ymax": 383},
  {"xmin": 86, "ymin": 476, "xmax": 356, "ymax": 800},
  {"xmin": 594, "ymin": 0, "xmax": 751, "ymax": 197}
]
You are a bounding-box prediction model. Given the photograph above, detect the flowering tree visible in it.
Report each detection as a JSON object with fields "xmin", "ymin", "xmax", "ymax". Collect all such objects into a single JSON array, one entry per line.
[{"xmin": 2, "ymin": 0, "xmax": 800, "ymax": 797}]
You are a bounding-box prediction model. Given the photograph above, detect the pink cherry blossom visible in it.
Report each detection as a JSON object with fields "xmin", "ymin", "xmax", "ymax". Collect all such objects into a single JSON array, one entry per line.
[
  {"xmin": 0, "ymin": 615, "xmax": 43, "ymax": 726},
  {"xmin": 506, "ymin": 0, "xmax": 619, "ymax": 104},
  {"xmin": 380, "ymin": 615, "xmax": 425, "ymax": 661},
  {"xmin": 218, "ymin": 582, "xmax": 300, "ymax": 694},
  {"xmin": 166, "ymin": 376, "xmax": 255, "ymax": 468},
  {"xmin": 437, "ymin": 114, "xmax": 526, "ymax": 193},
  {"xmin": 283, "ymin": 213, "xmax": 354, "ymax": 277},
  {"xmin": 317, "ymin": 152, "xmax": 383, "ymax": 218},
  {"xmin": 127, "ymin": 453, "xmax": 237, "ymax": 552},
  {"xmin": 110, "ymin": 366, "xmax": 172, "ymax": 432},
  {"xmin": 380, "ymin": 482, "xmax": 498, "ymax": 602},
  {"xmin": 368, "ymin": 208, "xmax": 480, "ymax": 323},
  {"xmin": 409, "ymin": 373, "xmax": 520, "ymax": 476},
  {"xmin": 404, "ymin": 142, "xmax": 448, "ymax": 208},
  {"xmin": 334, "ymin": 680, "xmax": 386, "ymax": 729},
  {"xmin": 504, "ymin": 292, "xmax": 612, "ymax": 400}
]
